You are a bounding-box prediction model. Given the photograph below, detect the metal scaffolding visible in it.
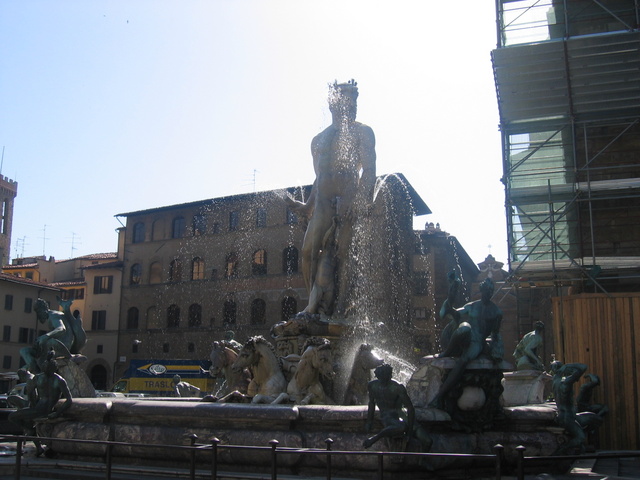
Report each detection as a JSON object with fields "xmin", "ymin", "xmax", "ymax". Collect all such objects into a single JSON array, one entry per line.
[{"xmin": 492, "ymin": 0, "xmax": 640, "ymax": 294}]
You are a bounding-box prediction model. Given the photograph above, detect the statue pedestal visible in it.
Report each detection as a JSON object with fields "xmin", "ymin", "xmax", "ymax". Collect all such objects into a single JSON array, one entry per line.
[
  {"xmin": 407, "ymin": 356, "xmax": 512, "ymax": 432},
  {"xmin": 502, "ymin": 370, "xmax": 551, "ymax": 406},
  {"xmin": 57, "ymin": 357, "xmax": 96, "ymax": 398}
]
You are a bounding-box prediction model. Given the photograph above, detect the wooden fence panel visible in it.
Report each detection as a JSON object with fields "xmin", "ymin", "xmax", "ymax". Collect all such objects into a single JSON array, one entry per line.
[{"xmin": 552, "ymin": 293, "xmax": 640, "ymax": 450}]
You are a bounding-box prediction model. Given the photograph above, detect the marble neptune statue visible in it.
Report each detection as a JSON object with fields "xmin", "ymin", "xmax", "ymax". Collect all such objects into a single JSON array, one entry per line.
[{"xmin": 287, "ymin": 80, "xmax": 376, "ymax": 317}]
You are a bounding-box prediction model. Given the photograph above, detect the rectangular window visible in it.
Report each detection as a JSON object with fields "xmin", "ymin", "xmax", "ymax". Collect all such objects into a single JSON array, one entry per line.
[
  {"xmin": 28, "ymin": 329, "xmax": 35, "ymax": 344},
  {"xmin": 2, "ymin": 325, "xmax": 10, "ymax": 342},
  {"xmin": 18, "ymin": 327, "xmax": 29, "ymax": 343},
  {"xmin": 414, "ymin": 307, "xmax": 427, "ymax": 319},
  {"xmin": 286, "ymin": 207, "xmax": 298, "ymax": 225},
  {"xmin": 4, "ymin": 294, "xmax": 13, "ymax": 310},
  {"xmin": 76, "ymin": 288, "xmax": 84, "ymax": 299},
  {"xmin": 2, "ymin": 356, "xmax": 10, "ymax": 369},
  {"xmin": 24, "ymin": 297, "xmax": 33, "ymax": 313},
  {"xmin": 229, "ymin": 211, "xmax": 239, "ymax": 231},
  {"xmin": 256, "ymin": 208, "xmax": 267, "ymax": 228},
  {"xmin": 91, "ymin": 310, "xmax": 107, "ymax": 330},
  {"xmin": 25, "ymin": 272, "xmax": 34, "ymax": 280},
  {"xmin": 413, "ymin": 271, "xmax": 429, "ymax": 296},
  {"xmin": 97, "ymin": 344, "xmax": 103, "ymax": 354},
  {"xmin": 93, "ymin": 276, "xmax": 113, "ymax": 294}
]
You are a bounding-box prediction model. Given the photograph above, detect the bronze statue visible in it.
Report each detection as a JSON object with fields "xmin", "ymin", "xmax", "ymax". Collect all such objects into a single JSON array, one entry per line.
[
  {"xmin": 429, "ymin": 276, "xmax": 503, "ymax": 409},
  {"xmin": 9, "ymin": 351, "xmax": 72, "ymax": 456},
  {"xmin": 513, "ymin": 321, "xmax": 545, "ymax": 371},
  {"xmin": 287, "ymin": 80, "xmax": 376, "ymax": 317},
  {"xmin": 222, "ymin": 330, "xmax": 243, "ymax": 351},
  {"xmin": 172, "ymin": 375, "xmax": 201, "ymax": 397},
  {"xmin": 364, "ymin": 364, "xmax": 432, "ymax": 452},
  {"xmin": 550, "ymin": 361, "xmax": 605, "ymax": 454},
  {"xmin": 20, "ymin": 297, "xmax": 87, "ymax": 374}
]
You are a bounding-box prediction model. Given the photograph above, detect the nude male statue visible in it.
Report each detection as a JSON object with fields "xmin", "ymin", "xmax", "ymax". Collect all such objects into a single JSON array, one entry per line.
[
  {"xmin": 287, "ymin": 80, "xmax": 376, "ymax": 317},
  {"xmin": 364, "ymin": 364, "xmax": 432, "ymax": 453}
]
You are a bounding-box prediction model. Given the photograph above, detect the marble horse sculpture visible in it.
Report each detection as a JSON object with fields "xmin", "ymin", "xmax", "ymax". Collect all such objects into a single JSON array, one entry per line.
[
  {"xmin": 343, "ymin": 344, "xmax": 384, "ymax": 405},
  {"xmin": 209, "ymin": 341, "xmax": 251, "ymax": 396},
  {"xmin": 219, "ymin": 336, "xmax": 287, "ymax": 404},
  {"xmin": 273, "ymin": 337, "xmax": 336, "ymax": 405}
]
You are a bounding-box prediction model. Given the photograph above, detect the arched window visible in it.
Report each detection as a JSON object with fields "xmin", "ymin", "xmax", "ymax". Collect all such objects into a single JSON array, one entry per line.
[
  {"xmin": 132, "ymin": 222, "xmax": 145, "ymax": 243},
  {"xmin": 192, "ymin": 257, "xmax": 205, "ymax": 280},
  {"xmin": 193, "ymin": 214, "xmax": 206, "ymax": 236},
  {"xmin": 188, "ymin": 304, "xmax": 202, "ymax": 327},
  {"xmin": 172, "ymin": 216, "xmax": 186, "ymax": 238},
  {"xmin": 169, "ymin": 259, "xmax": 182, "ymax": 282},
  {"xmin": 149, "ymin": 262, "xmax": 162, "ymax": 284},
  {"xmin": 282, "ymin": 246, "xmax": 298, "ymax": 274},
  {"xmin": 130, "ymin": 263, "xmax": 142, "ymax": 285},
  {"xmin": 225, "ymin": 253, "xmax": 238, "ymax": 279},
  {"xmin": 223, "ymin": 300, "xmax": 237, "ymax": 326},
  {"xmin": 167, "ymin": 304, "xmax": 180, "ymax": 328},
  {"xmin": 127, "ymin": 307, "xmax": 139, "ymax": 329},
  {"xmin": 252, "ymin": 249, "xmax": 267, "ymax": 276},
  {"xmin": 250, "ymin": 299, "xmax": 266, "ymax": 325},
  {"xmin": 281, "ymin": 296, "xmax": 297, "ymax": 321}
]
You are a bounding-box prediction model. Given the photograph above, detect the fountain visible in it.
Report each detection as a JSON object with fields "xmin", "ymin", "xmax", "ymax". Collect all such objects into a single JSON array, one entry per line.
[{"xmin": 11, "ymin": 81, "xmax": 593, "ymax": 477}]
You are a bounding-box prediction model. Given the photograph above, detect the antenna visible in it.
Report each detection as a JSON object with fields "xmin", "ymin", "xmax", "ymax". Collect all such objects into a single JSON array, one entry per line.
[
  {"xmin": 66, "ymin": 232, "xmax": 81, "ymax": 259},
  {"xmin": 0, "ymin": 146, "xmax": 4, "ymax": 176},
  {"xmin": 15, "ymin": 236, "xmax": 28, "ymax": 259},
  {"xmin": 41, "ymin": 225, "xmax": 50, "ymax": 257},
  {"xmin": 242, "ymin": 169, "xmax": 260, "ymax": 192}
]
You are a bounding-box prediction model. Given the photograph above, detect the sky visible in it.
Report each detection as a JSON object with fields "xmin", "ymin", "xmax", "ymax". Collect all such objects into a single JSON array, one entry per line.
[{"xmin": 1, "ymin": 1, "xmax": 507, "ymax": 267}]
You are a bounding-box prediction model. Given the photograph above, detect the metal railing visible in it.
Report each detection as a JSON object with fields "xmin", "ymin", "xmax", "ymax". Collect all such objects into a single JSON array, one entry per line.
[{"xmin": 2, "ymin": 434, "xmax": 639, "ymax": 480}]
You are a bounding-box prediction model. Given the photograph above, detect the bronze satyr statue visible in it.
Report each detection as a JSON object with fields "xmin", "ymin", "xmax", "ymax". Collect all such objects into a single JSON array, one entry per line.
[
  {"xmin": 9, "ymin": 350, "xmax": 72, "ymax": 456},
  {"xmin": 287, "ymin": 79, "xmax": 376, "ymax": 317},
  {"xmin": 513, "ymin": 321, "xmax": 545, "ymax": 371}
]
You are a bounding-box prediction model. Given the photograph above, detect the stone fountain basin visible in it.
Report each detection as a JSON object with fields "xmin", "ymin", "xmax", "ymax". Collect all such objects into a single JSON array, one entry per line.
[{"xmin": 43, "ymin": 398, "xmax": 562, "ymax": 474}]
